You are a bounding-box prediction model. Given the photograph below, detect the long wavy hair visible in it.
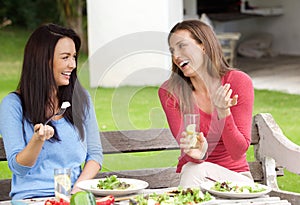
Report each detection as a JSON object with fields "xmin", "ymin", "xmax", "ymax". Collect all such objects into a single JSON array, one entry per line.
[
  {"xmin": 166, "ymin": 20, "xmax": 232, "ymax": 114},
  {"xmin": 17, "ymin": 23, "xmax": 88, "ymax": 142}
]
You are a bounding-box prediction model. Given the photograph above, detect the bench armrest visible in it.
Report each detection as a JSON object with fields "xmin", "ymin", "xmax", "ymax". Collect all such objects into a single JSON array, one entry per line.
[{"xmin": 254, "ymin": 113, "xmax": 300, "ymax": 175}]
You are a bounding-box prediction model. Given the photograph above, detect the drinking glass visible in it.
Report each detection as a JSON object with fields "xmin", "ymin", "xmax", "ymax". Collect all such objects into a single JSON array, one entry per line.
[
  {"xmin": 184, "ymin": 114, "xmax": 200, "ymax": 148},
  {"xmin": 54, "ymin": 168, "xmax": 71, "ymax": 201}
]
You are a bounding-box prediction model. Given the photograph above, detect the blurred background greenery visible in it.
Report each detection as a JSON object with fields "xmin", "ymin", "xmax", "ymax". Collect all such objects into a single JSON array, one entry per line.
[{"xmin": 0, "ymin": 0, "xmax": 88, "ymax": 53}]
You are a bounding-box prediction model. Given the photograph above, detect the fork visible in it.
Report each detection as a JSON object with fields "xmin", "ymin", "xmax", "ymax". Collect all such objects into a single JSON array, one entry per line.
[
  {"xmin": 44, "ymin": 101, "xmax": 71, "ymax": 125},
  {"xmin": 205, "ymin": 177, "xmax": 217, "ymax": 183}
]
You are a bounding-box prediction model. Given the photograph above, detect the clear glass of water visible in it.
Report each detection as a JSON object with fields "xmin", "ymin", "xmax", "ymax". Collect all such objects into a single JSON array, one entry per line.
[
  {"xmin": 54, "ymin": 168, "xmax": 71, "ymax": 201},
  {"xmin": 184, "ymin": 114, "xmax": 200, "ymax": 148}
]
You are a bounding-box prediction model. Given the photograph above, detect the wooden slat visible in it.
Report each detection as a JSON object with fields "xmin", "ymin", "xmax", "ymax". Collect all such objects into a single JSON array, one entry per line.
[
  {"xmin": 0, "ymin": 179, "xmax": 11, "ymax": 201},
  {"xmin": 96, "ymin": 167, "xmax": 180, "ymax": 189},
  {"xmin": 215, "ymin": 197, "xmax": 291, "ymax": 205},
  {"xmin": 101, "ymin": 129, "xmax": 179, "ymax": 154},
  {"xmin": 270, "ymin": 190, "xmax": 300, "ymax": 205},
  {"xmin": 0, "ymin": 129, "xmax": 179, "ymax": 161},
  {"xmin": 0, "ymin": 126, "xmax": 264, "ymax": 160},
  {"xmin": 0, "ymin": 137, "xmax": 6, "ymax": 161},
  {"xmin": 276, "ymin": 166, "xmax": 284, "ymax": 177},
  {"xmin": 249, "ymin": 161, "xmax": 263, "ymax": 183},
  {"xmin": 99, "ymin": 162, "xmax": 267, "ymax": 189},
  {"xmin": 251, "ymin": 118, "xmax": 260, "ymax": 145}
]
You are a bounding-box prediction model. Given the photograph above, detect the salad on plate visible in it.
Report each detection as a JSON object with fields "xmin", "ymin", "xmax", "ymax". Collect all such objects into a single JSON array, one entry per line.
[
  {"xmin": 200, "ymin": 180, "xmax": 272, "ymax": 199},
  {"xmin": 130, "ymin": 187, "xmax": 213, "ymax": 205}
]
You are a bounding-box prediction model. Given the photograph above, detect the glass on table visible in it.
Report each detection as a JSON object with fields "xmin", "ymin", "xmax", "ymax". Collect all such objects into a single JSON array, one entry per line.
[
  {"xmin": 184, "ymin": 114, "xmax": 200, "ymax": 148},
  {"xmin": 54, "ymin": 168, "xmax": 71, "ymax": 201}
]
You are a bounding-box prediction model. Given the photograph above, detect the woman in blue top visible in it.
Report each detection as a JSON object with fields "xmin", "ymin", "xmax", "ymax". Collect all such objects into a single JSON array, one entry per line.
[{"xmin": 0, "ymin": 24, "xmax": 103, "ymax": 199}]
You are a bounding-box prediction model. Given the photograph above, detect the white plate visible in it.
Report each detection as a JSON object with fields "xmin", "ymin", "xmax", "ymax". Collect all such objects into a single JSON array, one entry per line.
[
  {"xmin": 76, "ymin": 178, "xmax": 149, "ymax": 196},
  {"xmin": 136, "ymin": 187, "xmax": 216, "ymax": 205},
  {"xmin": 200, "ymin": 180, "xmax": 272, "ymax": 199}
]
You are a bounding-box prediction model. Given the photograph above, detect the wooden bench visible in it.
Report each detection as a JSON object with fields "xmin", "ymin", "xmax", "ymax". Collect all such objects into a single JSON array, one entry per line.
[{"xmin": 1, "ymin": 113, "xmax": 300, "ymax": 204}]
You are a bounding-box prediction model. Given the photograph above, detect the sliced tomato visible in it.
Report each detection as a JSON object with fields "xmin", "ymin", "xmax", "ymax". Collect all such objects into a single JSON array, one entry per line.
[
  {"xmin": 44, "ymin": 198, "xmax": 69, "ymax": 205},
  {"xmin": 96, "ymin": 195, "xmax": 114, "ymax": 205}
]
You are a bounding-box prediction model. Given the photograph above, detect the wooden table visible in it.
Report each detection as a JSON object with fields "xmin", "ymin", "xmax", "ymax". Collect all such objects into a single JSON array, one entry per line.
[
  {"xmin": 0, "ymin": 188, "xmax": 292, "ymax": 205},
  {"xmin": 139, "ymin": 188, "xmax": 292, "ymax": 205},
  {"xmin": 0, "ymin": 197, "xmax": 291, "ymax": 205}
]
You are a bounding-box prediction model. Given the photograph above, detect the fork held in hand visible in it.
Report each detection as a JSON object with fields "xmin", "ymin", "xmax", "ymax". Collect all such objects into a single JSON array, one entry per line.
[{"xmin": 44, "ymin": 101, "xmax": 71, "ymax": 125}]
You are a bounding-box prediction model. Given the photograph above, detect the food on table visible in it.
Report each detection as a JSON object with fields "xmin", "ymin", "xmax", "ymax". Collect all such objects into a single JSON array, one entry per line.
[
  {"xmin": 70, "ymin": 191, "xmax": 96, "ymax": 205},
  {"xmin": 97, "ymin": 175, "xmax": 131, "ymax": 190},
  {"xmin": 96, "ymin": 195, "xmax": 115, "ymax": 205},
  {"xmin": 212, "ymin": 181, "xmax": 267, "ymax": 193},
  {"xmin": 130, "ymin": 187, "xmax": 213, "ymax": 205},
  {"xmin": 44, "ymin": 194, "xmax": 114, "ymax": 205},
  {"xmin": 44, "ymin": 198, "xmax": 69, "ymax": 205}
]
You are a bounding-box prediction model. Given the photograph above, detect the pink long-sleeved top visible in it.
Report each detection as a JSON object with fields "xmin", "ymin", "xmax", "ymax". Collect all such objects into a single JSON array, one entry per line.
[{"xmin": 158, "ymin": 70, "xmax": 254, "ymax": 173}]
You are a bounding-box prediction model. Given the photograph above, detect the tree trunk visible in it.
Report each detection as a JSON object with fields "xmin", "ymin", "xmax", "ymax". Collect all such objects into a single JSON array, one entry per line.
[{"xmin": 57, "ymin": 0, "xmax": 88, "ymax": 54}]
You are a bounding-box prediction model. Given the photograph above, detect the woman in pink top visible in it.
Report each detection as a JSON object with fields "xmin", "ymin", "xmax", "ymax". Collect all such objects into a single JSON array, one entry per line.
[{"xmin": 158, "ymin": 20, "xmax": 254, "ymax": 187}]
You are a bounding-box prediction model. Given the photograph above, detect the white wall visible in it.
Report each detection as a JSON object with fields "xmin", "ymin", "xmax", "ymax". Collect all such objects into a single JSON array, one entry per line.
[
  {"xmin": 213, "ymin": 0, "xmax": 300, "ymax": 55},
  {"xmin": 86, "ymin": 0, "xmax": 183, "ymax": 87}
]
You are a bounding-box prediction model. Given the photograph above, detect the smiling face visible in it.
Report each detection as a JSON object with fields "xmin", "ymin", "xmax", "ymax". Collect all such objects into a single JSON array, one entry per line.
[
  {"xmin": 53, "ymin": 37, "xmax": 77, "ymax": 86},
  {"xmin": 169, "ymin": 30, "xmax": 206, "ymax": 77}
]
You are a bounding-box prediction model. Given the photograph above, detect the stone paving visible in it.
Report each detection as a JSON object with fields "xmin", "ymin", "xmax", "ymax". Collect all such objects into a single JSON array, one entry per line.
[{"xmin": 236, "ymin": 55, "xmax": 300, "ymax": 95}]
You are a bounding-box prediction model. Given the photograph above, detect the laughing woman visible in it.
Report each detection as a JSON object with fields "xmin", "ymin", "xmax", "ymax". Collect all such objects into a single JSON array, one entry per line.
[
  {"xmin": 0, "ymin": 24, "xmax": 103, "ymax": 199},
  {"xmin": 158, "ymin": 20, "xmax": 254, "ymax": 187}
]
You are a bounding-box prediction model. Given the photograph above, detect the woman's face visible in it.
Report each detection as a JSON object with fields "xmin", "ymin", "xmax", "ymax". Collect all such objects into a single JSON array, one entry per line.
[
  {"xmin": 169, "ymin": 30, "xmax": 205, "ymax": 77},
  {"xmin": 53, "ymin": 37, "xmax": 77, "ymax": 86}
]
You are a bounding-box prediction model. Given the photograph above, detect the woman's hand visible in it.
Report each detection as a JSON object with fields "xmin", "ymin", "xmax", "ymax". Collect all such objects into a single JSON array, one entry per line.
[
  {"xmin": 71, "ymin": 160, "xmax": 101, "ymax": 194},
  {"xmin": 212, "ymin": 83, "xmax": 238, "ymax": 119},
  {"xmin": 16, "ymin": 123, "xmax": 55, "ymax": 166},
  {"xmin": 34, "ymin": 123, "xmax": 54, "ymax": 141},
  {"xmin": 180, "ymin": 132, "xmax": 208, "ymax": 160},
  {"xmin": 71, "ymin": 185, "xmax": 82, "ymax": 195}
]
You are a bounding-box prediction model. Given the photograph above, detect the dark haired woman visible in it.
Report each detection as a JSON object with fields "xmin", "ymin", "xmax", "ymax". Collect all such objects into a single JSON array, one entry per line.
[
  {"xmin": 159, "ymin": 20, "xmax": 254, "ymax": 187},
  {"xmin": 0, "ymin": 24, "xmax": 103, "ymax": 199}
]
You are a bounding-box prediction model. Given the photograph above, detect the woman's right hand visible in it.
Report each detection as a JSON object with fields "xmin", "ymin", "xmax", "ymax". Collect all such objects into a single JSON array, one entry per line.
[
  {"xmin": 16, "ymin": 124, "xmax": 55, "ymax": 166},
  {"xmin": 180, "ymin": 131, "xmax": 208, "ymax": 160},
  {"xmin": 33, "ymin": 123, "xmax": 54, "ymax": 142}
]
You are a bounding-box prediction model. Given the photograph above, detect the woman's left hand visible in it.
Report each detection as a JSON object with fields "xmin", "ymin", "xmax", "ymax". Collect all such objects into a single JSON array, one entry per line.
[
  {"xmin": 71, "ymin": 185, "xmax": 82, "ymax": 195},
  {"xmin": 212, "ymin": 83, "xmax": 238, "ymax": 118},
  {"xmin": 180, "ymin": 132, "xmax": 208, "ymax": 160}
]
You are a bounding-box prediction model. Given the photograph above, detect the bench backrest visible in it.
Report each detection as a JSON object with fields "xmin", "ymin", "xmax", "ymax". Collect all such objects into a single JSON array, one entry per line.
[{"xmin": 0, "ymin": 114, "xmax": 284, "ymax": 201}]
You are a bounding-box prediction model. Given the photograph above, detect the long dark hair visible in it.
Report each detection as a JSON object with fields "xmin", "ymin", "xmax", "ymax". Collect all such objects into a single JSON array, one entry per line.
[{"xmin": 17, "ymin": 23, "xmax": 88, "ymax": 142}]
